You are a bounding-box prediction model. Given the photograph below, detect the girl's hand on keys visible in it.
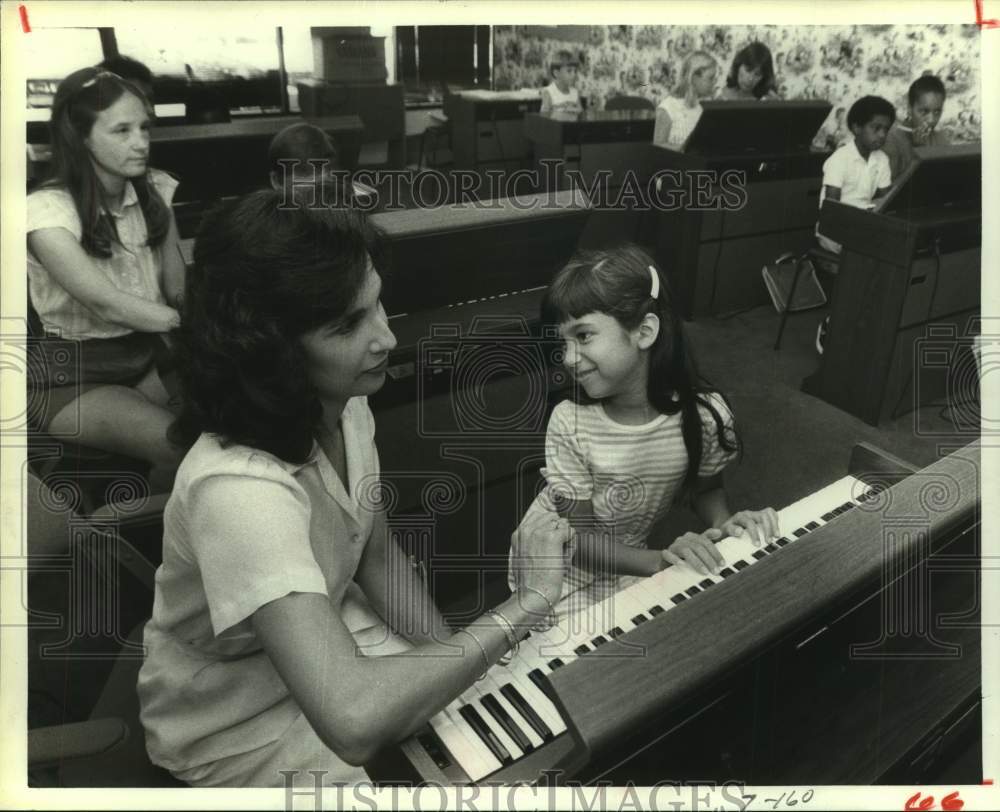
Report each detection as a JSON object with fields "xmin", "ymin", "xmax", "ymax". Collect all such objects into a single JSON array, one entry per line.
[
  {"xmin": 718, "ymin": 508, "xmax": 780, "ymax": 548},
  {"xmin": 662, "ymin": 528, "xmax": 725, "ymax": 575}
]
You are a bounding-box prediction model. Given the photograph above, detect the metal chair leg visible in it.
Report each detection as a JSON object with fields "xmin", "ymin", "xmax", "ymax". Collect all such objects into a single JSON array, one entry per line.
[{"xmin": 773, "ymin": 257, "xmax": 806, "ymax": 351}]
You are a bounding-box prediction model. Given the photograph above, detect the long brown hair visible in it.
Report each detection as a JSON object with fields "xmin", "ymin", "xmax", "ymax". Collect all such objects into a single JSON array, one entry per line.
[
  {"xmin": 41, "ymin": 66, "xmax": 169, "ymax": 258},
  {"xmin": 542, "ymin": 244, "xmax": 741, "ymax": 490}
]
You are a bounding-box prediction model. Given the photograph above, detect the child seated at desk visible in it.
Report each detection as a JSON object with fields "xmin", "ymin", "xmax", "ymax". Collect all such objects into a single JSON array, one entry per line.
[
  {"xmin": 882, "ymin": 74, "xmax": 949, "ymax": 182},
  {"xmin": 540, "ymin": 50, "xmax": 583, "ymax": 115},
  {"xmin": 813, "ymin": 95, "xmax": 894, "ymax": 355},
  {"xmin": 815, "ymin": 95, "xmax": 894, "ymax": 255},
  {"xmin": 653, "ymin": 50, "xmax": 718, "ymax": 149},
  {"xmin": 268, "ymin": 123, "xmax": 376, "ymax": 209}
]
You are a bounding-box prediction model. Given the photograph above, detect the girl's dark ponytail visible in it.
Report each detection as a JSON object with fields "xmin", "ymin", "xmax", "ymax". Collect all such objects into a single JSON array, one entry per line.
[{"xmin": 544, "ymin": 245, "xmax": 741, "ymax": 491}]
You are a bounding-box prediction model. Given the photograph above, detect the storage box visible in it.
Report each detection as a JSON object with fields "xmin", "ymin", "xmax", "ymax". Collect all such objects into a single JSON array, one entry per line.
[{"xmin": 312, "ymin": 29, "xmax": 387, "ymax": 85}]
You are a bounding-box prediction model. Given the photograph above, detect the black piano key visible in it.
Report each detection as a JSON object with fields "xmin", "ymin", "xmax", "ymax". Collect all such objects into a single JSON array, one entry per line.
[
  {"xmin": 752, "ymin": 550, "xmax": 767, "ymax": 560},
  {"xmin": 793, "ymin": 527, "xmax": 809, "ymax": 537},
  {"xmin": 821, "ymin": 511, "xmax": 836, "ymax": 521},
  {"xmin": 481, "ymin": 694, "xmax": 533, "ymax": 753},
  {"xmin": 685, "ymin": 586, "xmax": 701, "ymax": 597},
  {"xmin": 608, "ymin": 626, "xmax": 625, "ymax": 638},
  {"xmin": 548, "ymin": 658, "xmax": 565, "ymax": 669},
  {"xmin": 631, "ymin": 614, "xmax": 649, "ymax": 625},
  {"xmin": 649, "ymin": 604, "xmax": 666, "ymax": 616},
  {"xmin": 671, "ymin": 593, "xmax": 687, "ymax": 605},
  {"xmin": 805, "ymin": 521, "xmax": 820, "ymax": 531},
  {"xmin": 591, "ymin": 635, "xmax": 608, "ymax": 647},
  {"xmin": 418, "ymin": 730, "xmax": 452, "ymax": 770},
  {"xmin": 775, "ymin": 537, "xmax": 791, "ymax": 547},
  {"xmin": 698, "ymin": 579, "xmax": 714, "ymax": 589},
  {"xmin": 838, "ymin": 501, "xmax": 855, "ymax": 511},
  {"xmin": 733, "ymin": 559, "xmax": 750, "ymax": 570},
  {"xmin": 764, "ymin": 543, "xmax": 779, "ymax": 553},
  {"xmin": 459, "ymin": 704, "xmax": 513, "ymax": 764},
  {"xmin": 574, "ymin": 644, "xmax": 590, "ymax": 656},
  {"xmin": 500, "ymin": 684, "xmax": 553, "ymax": 742},
  {"xmin": 528, "ymin": 668, "xmax": 549, "ymax": 694},
  {"xmin": 719, "ymin": 567, "xmax": 736, "ymax": 577}
]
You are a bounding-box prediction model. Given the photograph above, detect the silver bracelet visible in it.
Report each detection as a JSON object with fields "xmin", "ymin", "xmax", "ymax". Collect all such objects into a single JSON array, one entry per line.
[
  {"xmin": 516, "ymin": 585, "xmax": 557, "ymax": 631},
  {"xmin": 485, "ymin": 609, "xmax": 519, "ymax": 666},
  {"xmin": 457, "ymin": 628, "xmax": 489, "ymax": 681}
]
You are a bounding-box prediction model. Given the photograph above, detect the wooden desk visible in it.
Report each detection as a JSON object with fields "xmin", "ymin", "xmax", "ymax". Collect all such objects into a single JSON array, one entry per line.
[
  {"xmin": 524, "ymin": 110, "xmax": 656, "ymax": 247},
  {"xmin": 648, "ymin": 144, "xmax": 828, "ymax": 318},
  {"xmin": 444, "ymin": 92, "xmax": 541, "ymax": 180},
  {"xmin": 149, "ymin": 114, "xmax": 363, "ymax": 145},
  {"xmin": 148, "ymin": 115, "xmax": 364, "ymax": 238},
  {"xmin": 524, "ymin": 109, "xmax": 656, "ymax": 191},
  {"xmin": 296, "ymin": 82, "xmax": 406, "ymax": 168},
  {"xmin": 802, "ymin": 200, "xmax": 981, "ymax": 425},
  {"xmin": 374, "ymin": 442, "xmax": 981, "ymax": 785}
]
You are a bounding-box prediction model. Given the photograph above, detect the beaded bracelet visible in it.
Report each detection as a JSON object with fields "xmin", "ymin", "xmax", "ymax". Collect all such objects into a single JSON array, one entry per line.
[
  {"xmin": 516, "ymin": 585, "xmax": 557, "ymax": 631},
  {"xmin": 485, "ymin": 609, "xmax": 519, "ymax": 666},
  {"xmin": 457, "ymin": 628, "xmax": 490, "ymax": 681}
]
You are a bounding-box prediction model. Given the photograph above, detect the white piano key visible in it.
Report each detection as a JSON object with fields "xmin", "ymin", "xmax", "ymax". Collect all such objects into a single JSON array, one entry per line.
[
  {"xmin": 781, "ymin": 475, "xmax": 863, "ymax": 530},
  {"xmin": 501, "ymin": 661, "xmax": 567, "ymax": 734},
  {"xmin": 467, "ymin": 687, "xmax": 525, "ymax": 762},
  {"xmin": 585, "ymin": 587, "xmax": 648, "ymax": 635},
  {"xmin": 500, "ymin": 672, "xmax": 567, "ymax": 737},
  {"xmin": 479, "ymin": 674, "xmax": 545, "ymax": 749},
  {"xmin": 715, "ymin": 533, "xmax": 769, "ymax": 564},
  {"xmin": 415, "ymin": 473, "xmax": 871, "ymax": 779},
  {"xmin": 428, "ymin": 706, "xmax": 496, "ymax": 781},
  {"xmin": 602, "ymin": 477, "xmax": 870, "ymax": 630},
  {"xmin": 528, "ymin": 619, "xmax": 587, "ymax": 660},
  {"xmin": 607, "ymin": 585, "xmax": 659, "ymax": 624},
  {"xmin": 642, "ymin": 561, "xmax": 706, "ymax": 601},
  {"xmin": 442, "ymin": 701, "xmax": 505, "ymax": 777}
]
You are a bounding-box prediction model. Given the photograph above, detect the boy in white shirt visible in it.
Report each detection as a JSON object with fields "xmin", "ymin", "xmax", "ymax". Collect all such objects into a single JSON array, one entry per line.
[
  {"xmin": 540, "ymin": 50, "xmax": 583, "ymax": 115},
  {"xmin": 815, "ymin": 95, "xmax": 895, "ymax": 253},
  {"xmin": 813, "ymin": 96, "xmax": 894, "ymax": 353}
]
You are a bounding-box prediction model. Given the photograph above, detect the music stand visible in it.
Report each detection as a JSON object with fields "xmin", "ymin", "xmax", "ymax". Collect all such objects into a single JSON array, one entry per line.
[
  {"xmin": 878, "ymin": 142, "xmax": 982, "ymax": 215},
  {"xmin": 683, "ymin": 99, "xmax": 832, "ymax": 155}
]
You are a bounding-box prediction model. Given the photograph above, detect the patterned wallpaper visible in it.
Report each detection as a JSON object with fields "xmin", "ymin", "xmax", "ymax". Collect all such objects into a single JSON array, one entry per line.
[{"xmin": 493, "ymin": 25, "xmax": 982, "ymax": 146}]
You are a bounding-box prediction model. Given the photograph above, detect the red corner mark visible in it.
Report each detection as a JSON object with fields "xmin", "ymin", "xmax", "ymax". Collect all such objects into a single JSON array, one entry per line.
[
  {"xmin": 19, "ymin": 4, "xmax": 31, "ymax": 33},
  {"xmin": 975, "ymin": 0, "xmax": 1000, "ymax": 27},
  {"xmin": 984, "ymin": 778, "xmax": 995, "ymax": 785}
]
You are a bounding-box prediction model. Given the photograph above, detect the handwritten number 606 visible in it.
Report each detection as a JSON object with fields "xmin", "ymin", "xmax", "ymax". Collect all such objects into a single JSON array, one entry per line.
[{"xmin": 904, "ymin": 791, "xmax": 964, "ymax": 811}]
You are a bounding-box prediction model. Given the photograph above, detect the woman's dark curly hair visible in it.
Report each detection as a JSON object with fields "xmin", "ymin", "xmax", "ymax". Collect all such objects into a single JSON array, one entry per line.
[{"xmin": 170, "ymin": 189, "xmax": 385, "ymax": 463}]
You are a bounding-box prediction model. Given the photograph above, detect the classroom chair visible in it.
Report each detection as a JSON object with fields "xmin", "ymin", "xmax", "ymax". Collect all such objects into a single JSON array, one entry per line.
[
  {"xmin": 772, "ymin": 243, "xmax": 840, "ymax": 351},
  {"xmin": 419, "ymin": 115, "xmax": 453, "ymax": 170},
  {"xmin": 27, "ymin": 502, "xmax": 178, "ymax": 787},
  {"xmin": 29, "ymin": 623, "xmax": 183, "ymax": 787}
]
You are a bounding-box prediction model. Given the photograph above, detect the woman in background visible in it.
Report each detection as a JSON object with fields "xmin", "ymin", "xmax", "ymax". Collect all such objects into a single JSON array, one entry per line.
[
  {"xmin": 719, "ymin": 42, "xmax": 780, "ymax": 101},
  {"xmin": 27, "ymin": 67, "xmax": 186, "ymax": 487}
]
